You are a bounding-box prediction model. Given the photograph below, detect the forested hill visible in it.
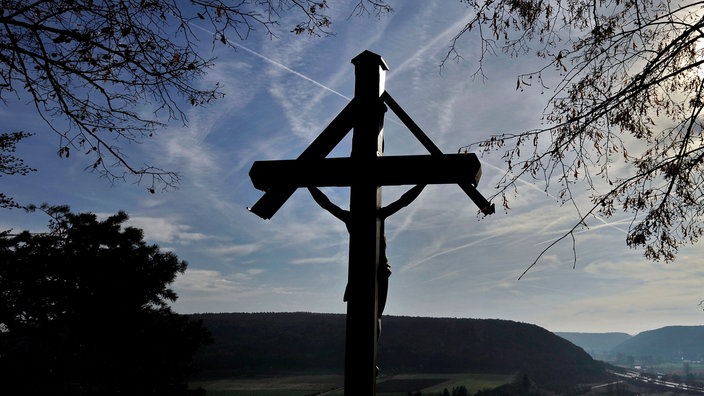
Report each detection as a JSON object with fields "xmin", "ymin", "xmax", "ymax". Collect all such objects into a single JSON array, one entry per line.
[
  {"xmin": 556, "ymin": 326, "xmax": 704, "ymax": 362},
  {"xmin": 610, "ymin": 325, "xmax": 704, "ymax": 361},
  {"xmin": 190, "ymin": 312, "xmax": 608, "ymax": 390}
]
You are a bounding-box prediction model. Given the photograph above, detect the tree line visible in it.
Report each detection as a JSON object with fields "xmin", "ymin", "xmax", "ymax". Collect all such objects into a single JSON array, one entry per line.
[{"xmin": 0, "ymin": 205, "xmax": 211, "ymax": 395}]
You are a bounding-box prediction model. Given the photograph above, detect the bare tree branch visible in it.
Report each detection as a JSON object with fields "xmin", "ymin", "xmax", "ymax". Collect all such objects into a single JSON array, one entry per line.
[
  {"xmin": 453, "ymin": 1, "xmax": 704, "ymax": 267},
  {"xmin": 0, "ymin": 0, "xmax": 391, "ymax": 198}
]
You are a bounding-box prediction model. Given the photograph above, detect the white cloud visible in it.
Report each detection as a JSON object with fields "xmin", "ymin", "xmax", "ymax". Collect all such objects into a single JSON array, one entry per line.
[
  {"xmin": 127, "ymin": 216, "xmax": 208, "ymax": 244},
  {"xmin": 210, "ymin": 243, "xmax": 261, "ymax": 257},
  {"xmin": 290, "ymin": 256, "xmax": 342, "ymax": 265}
]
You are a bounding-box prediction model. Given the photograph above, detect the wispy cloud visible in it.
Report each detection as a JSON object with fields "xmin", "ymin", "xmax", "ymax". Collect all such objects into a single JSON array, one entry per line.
[
  {"xmin": 211, "ymin": 243, "xmax": 261, "ymax": 257},
  {"xmin": 127, "ymin": 215, "xmax": 208, "ymax": 244}
]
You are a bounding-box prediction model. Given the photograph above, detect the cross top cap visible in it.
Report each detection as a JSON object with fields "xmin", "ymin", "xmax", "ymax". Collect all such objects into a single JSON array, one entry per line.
[{"xmin": 351, "ymin": 50, "xmax": 389, "ymax": 71}]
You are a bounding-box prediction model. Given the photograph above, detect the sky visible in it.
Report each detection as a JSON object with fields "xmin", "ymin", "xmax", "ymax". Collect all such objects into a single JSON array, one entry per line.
[{"xmin": 3, "ymin": 1, "xmax": 704, "ymax": 336}]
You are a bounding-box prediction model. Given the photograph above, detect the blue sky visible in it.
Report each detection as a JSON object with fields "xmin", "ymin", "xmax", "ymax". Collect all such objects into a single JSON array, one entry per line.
[{"xmin": 3, "ymin": 1, "xmax": 704, "ymax": 335}]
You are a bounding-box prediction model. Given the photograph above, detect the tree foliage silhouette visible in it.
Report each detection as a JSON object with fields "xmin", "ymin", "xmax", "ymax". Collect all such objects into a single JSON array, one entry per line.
[
  {"xmin": 0, "ymin": 205, "xmax": 211, "ymax": 395},
  {"xmin": 448, "ymin": 1, "xmax": 704, "ymax": 266},
  {"xmin": 0, "ymin": 0, "xmax": 391, "ymax": 196},
  {"xmin": 0, "ymin": 131, "xmax": 35, "ymax": 208}
]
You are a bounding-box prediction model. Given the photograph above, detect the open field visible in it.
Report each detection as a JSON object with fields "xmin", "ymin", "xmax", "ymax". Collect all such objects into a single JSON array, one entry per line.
[
  {"xmin": 190, "ymin": 373, "xmax": 513, "ymax": 395},
  {"xmin": 612, "ymin": 362, "xmax": 704, "ymax": 380},
  {"xmin": 190, "ymin": 374, "xmax": 343, "ymax": 395},
  {"xmin": 376, "ymin": 373, "xmax": 513, "ymax": 395},
  {"xmin": 649, "ymin": 362, "xmax": 704, "ymax": 376}
]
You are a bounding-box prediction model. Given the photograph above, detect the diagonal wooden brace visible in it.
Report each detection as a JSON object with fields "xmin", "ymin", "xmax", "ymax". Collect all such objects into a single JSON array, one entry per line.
[
  {"xmin": 382, "ymin": 92, "xmax": 495, "ymax": 214},
  {"xmin": 248, "ymin": 100, "xmax": 357, "ymax": 219}
]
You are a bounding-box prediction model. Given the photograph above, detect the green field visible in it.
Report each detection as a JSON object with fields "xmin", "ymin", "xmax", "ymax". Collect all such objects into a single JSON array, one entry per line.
[
  {"xmin": 203, "ymin": 392, "xmax": 311, "ymax": 396},
  {"xmin": 190, "ymin": 375, "xmax": 343, "ymax": 396},
  {"xmin": 191, "ymin": 373, "xmax": 513, "ymax": 395},
  {"xmin": 649, "ymin": 362, "xmax": 704, "ymax": 375},
  {"xmin": 422, "ymin": 373, "xmax": 513, "ymax": 394}
]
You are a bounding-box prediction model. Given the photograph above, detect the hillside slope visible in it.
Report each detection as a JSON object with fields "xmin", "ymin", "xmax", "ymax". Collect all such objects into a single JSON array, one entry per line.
[
  {"xmin": 610, "ymin": 325, "xmax": 704, "ymax": 361},
  {"xmin": 190, "ymin": 312, "xmax": 608, "ymax": 391}
]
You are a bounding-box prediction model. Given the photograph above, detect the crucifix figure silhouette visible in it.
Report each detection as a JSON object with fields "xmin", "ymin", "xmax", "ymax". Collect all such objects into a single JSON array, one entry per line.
[
  {"xmin": 248, "ymin": 50, "xmax": 494, "ymax": 396},
  {"xmin": 308, "ymin": 184, "xmax": 426, "ymax": 345}
]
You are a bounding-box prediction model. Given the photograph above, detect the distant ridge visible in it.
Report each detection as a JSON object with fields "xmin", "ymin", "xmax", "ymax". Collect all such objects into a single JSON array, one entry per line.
[
  {"xmin": 556, "ymin": 325, "xmax": 704, "ymax": 363},
  {"xmin": 611, "ymin": 325, "xmax": 704, "ymax": 361},
  {"xmin": 556, "ymin": 332, "xmax": 632, "ymax": 357},
  {"xmin": 189, "ymin": 312, "xmax": 608, "ymax": 392}
]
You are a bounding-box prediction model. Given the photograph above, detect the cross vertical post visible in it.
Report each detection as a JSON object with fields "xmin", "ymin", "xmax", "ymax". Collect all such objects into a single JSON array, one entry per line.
[{"xmin": 344, "ymin": 50, "xmax": 388, "ymax": 396}]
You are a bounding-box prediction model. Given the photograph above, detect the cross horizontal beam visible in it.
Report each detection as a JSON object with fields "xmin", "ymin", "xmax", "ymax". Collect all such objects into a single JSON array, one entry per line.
[{"xmin": 249, "ymin": 153, "xmax": 481, "ymax": 191}]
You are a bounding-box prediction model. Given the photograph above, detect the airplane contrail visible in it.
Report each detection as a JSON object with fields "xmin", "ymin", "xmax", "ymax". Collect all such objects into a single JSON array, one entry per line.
[
  {"xmin": 190, "ymin": 23, "xmax": 352, "ymax": 101},
  {"xmin": 187, "ymin": 22, "xmax": 425, "ymax": 132},
  {"xmin": 391, "ymin": 12, "xmax": 471, "ymax": 76},
  {"xmin": 233, "ymin": 43, "xmax": 352, "ymax": 101}
]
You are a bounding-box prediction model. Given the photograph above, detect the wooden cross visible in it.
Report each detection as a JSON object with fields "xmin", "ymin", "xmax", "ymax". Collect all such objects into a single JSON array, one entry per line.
[{"xmin": 248, "ymin": 50, "xmax": 494, "ymax": 396}]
